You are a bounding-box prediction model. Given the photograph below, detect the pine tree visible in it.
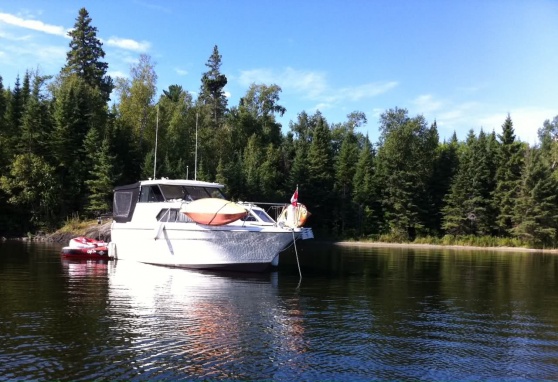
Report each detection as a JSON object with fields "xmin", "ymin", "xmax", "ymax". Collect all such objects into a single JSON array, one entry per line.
[
  {"xmin": 305, "ymin": 113, "xmax": 334, "ymax": 230},
  {"xmin": 62, "ymin": 7, "xmax": 113, "ymax": 102},
  {"xmin": 353, "ymin": 134, "xmax": 377, "ymax": 235},
  {"xmin": 333, "ymin": 124, "xmax": 359, "ymax": 234},
  {"xmin": 493, "ymin": 115, "xmax": 524, "ymax": 235},
  {"xmin": 375, "ymin": 108, "xmax": 438, "ymax": 239},
  {"xmin": 429, "ymin": 131, "xmax": 459, "ymax": 233},
  {"xmin": 259, "ymin": 143, "xmax": 282, "ymax": 201},
  {"xmin": 6, "ymin": 76, "xmax": 23, "ymax": 139},
  {"xmin": 198, "ymin": 45, "xmax": 228, "ymax": 128},
  {"xmin": 52, "ymin": 75, "xmax": 103, "ymax": 216},
  {"xmin": 442, "ymin": 130, "xmax": 498, "ymax": 236},
  {"xmin": 242, "ymin": 134, "xmax": 263, "ymax": 200},
  {"xmin": 537, "ymin": 115, "xmax": 558, "ymax": 179},
  {"xmin": 0, "ymin": 76, "xmax": 9, "ymax": 168},
  {"xmin": 511, "ymin": 147, "xmax": 558, "ymax": 247},
  {"xmin": 18, "ymin": 74, "xmax": 52, "ymax": 158},
  {"xmin": 85, "ymin": 128, "xmax": 118, "ymax": 216},
  {"xmin": 288, "ymin": 111, "xmax": 314, "ymax": 189}
]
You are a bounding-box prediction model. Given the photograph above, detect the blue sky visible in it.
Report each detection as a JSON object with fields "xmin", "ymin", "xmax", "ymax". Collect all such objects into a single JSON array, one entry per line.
[{"xmin": 1, "ymin": 1, "xmax": 557, "ymax": 144}]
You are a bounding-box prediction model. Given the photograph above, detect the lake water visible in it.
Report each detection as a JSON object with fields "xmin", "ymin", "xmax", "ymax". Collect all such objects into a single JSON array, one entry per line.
[{"xmin": 1, "ymin": 240, "xmax": 558, "ymax": 381}]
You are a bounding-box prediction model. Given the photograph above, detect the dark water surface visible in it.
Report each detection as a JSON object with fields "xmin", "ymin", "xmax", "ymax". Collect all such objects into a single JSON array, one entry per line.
[{"xmin": 1, "ymin": 240, "xmax": 558, "ymax": 381}]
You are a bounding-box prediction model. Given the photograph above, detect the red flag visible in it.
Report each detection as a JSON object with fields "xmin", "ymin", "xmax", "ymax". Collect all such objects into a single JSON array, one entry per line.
[{"xmin": 290, "ymin": 187, "xmax": 298, "ymax": 206}]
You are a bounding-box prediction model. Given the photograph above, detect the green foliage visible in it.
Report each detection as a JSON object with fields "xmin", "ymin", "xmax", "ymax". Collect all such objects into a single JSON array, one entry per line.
[
  {"xmin": 0, "ymin": 153, "xmax": 60, "ymax": 230},
  {"xmin": 375, "ymin": 108, "xmax": 438, "ymax": 240},
  {"xmin": 511, "ymin": 147, "xmax": 558, "ymax": 247},
  {"xmin": 1, "ymin": 6, "xmax": 558, "ymax": 249},
  {"xmin": 84, "ymin": 127, "xmax": 118, "ymax": 216},
  {"xmin": 493, "ymin": 115, "xmax": 524, "ymax": 235},
  {"xmin": 62, "ymin": 7, "xmax": 113, "ymax": 102},
  {"xmin": 198, "ymin": 45, "xmax": 228, "ymax": 128}
]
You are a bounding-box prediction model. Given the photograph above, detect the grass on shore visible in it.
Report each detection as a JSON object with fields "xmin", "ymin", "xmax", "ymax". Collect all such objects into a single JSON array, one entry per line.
[{"xmin": 344, "ymin": 233, "xmax": 554, "ymax": 250}]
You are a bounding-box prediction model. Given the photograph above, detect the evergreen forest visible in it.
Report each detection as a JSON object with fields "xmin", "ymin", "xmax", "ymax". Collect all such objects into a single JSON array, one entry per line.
[{"xmin": 1, "ymin": 8, "xmax": 558, "ymax": 248}]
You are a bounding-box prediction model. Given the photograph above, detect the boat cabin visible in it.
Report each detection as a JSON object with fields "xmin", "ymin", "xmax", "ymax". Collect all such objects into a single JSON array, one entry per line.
[
  {"xmin": 113, "ymin": 179, "xmax": 226, "ymax": 223},
  {"xmin": 112, "ymin": 179, "xmax": 277, "ymax": 226}
]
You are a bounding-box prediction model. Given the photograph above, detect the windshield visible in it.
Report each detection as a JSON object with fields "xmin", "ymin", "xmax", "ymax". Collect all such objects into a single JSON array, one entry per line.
[{"xmin": 185, "ymin": 186, "xmax": 226, "ymax": 200}]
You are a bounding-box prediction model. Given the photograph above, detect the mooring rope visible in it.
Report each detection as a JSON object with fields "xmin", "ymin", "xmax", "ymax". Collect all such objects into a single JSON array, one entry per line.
[{"xmin": 292, "ymin": 229, "xmax": 302, "ymax": 288}]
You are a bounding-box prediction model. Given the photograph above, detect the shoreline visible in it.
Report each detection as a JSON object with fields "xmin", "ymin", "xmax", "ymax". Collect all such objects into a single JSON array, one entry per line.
[{"xmin": 330, "ymin": 240, "xmax": 558, "ymax": 254}]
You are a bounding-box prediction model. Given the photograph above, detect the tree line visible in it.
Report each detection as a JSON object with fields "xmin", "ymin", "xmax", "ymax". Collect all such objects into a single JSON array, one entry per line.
[{"xmin": 1, "ymin": 8, "xmax": 557, "ymax": 247}]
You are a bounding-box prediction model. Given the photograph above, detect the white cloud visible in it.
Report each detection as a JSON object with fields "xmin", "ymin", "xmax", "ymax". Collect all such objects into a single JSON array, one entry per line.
[
  {"xmin": 106, "ymin": 37, "xmax": 151, "ymax": 52},
  {"xmin": 339, "ymin": 81, "xmax": 398, "ymax": 102},
  {"xmin": 238, "ymin": 67, "xmax": 396, "ymax": 106},
  {"xmin": 0, "ymin": 12, "xmax": 68, "ymax": 37},
  {"xmin": 238, "ymin": 67, "xmax": 328, "ymax": 99},
  {"xmin": 412, "ymin": 94, "xmax": 443, "ymax": 114},
  {"xmin": 0, "ymin": 42, "xmax": 66, "ymax": 75},
  {"xmin": 174, "ymin": 68, "xmax": 188, "ymax": 76}
]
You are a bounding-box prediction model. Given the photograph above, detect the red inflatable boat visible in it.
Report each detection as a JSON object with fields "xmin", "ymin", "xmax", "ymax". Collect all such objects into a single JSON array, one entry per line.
[{"xmin": 61, "ymin": 236, "xmax": 113, "ymax": 260}]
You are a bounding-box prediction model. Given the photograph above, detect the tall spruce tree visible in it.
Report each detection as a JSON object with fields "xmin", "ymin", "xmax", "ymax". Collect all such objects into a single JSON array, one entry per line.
[
  {"xmin": 198, "ymin": 45, "xmax": 228, "ymax": 128},
  {"xmin": 353, "ymin": 134, "xmax": 377, "ymax": 235},
  {"xmin": 333, "ymin": 120, "xmax": 360, "ymax": 235},
  {"xmin": 493, "ymin": 115, "xmax": 524, "ymax": 235},
  {"xmin": 537, "ymin": 115, "xmax": 558, "ymax": 179},
  {"xmin": 6, "ymin": 76, "xmax": 23, "ymax": 140},
  {"xmin": 0, "ymin": 76, "xmax": 7, "ymax": 168},
  {"xmin": 375, "ymin": 108, "xmax": 438, "ymax": 239},
  {"xmin": 18, "ymin": 74, "xmax": 52, "ymax": 158},
  {"xmin": 305, "ymin": 113, "xmax": 334, "ymax": 230},
  {"xmin": 442, "ymin": 129, "xmax": 498, "ymax": 236},
  {"xmin": 84, "ymin": 127, "xmax": 118, "ymax": 216},
  {"xmin": 52, "ymin": 75, "xmax": 104, "ymax": 216},
  {"xmin": 288, "ymin": 111, "xmax": 314, "ymax": 190},
  {"xmin": 511, "ymin": 147, "xmax": 558, "ymax": 247},
  {"xmin": 429, "ymin": 130, "xmax": 459, "ymax": 233},
  {"xmin": 62, "ymin": 8, "xmax": 113, "ymax": 102}
]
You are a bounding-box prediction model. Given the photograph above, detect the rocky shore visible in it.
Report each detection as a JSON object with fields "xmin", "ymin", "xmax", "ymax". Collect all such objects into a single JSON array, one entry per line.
[{"xmin": 9, "ymin": 221, "xmax": 113, "ymax": 244}]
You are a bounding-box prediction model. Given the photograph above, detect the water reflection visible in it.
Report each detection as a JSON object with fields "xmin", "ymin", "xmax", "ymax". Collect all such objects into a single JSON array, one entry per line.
[
  {"xmin": 102, "ymin": 260, "xmax": 306, "ymax": 380},
  {"xmin": 3, "ymin": 241, "xmax": 558, "ymax": 381}
]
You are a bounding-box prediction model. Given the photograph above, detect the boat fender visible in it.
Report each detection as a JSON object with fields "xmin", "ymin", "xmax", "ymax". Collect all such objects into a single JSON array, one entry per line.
[{"xmin": 108, "ymin": 242, "xmax": 117, "ymax": 259}]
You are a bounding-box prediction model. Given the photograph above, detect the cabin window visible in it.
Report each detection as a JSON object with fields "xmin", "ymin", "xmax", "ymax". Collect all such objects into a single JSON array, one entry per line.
[
  {"xmin": 156, "ymin": 208, "xmax": 193, "ymax": 222},
  {"xmin": 252, "ymin": 209, "xmax": 275, "ymax": 223},
  {"xmin": 184, "ymin": 186, "xmax": 225, "ymax": 200},
  {"xmin": 139, "ymin": 185, "xmax": 165, "ymax": 202},
  {"xmin": 159, "ymin": 185, "xmax": 189, "ymax": 201},
  {"xmin": 114, "ymin": 191, "xmax": 134, "ymax": 217}
]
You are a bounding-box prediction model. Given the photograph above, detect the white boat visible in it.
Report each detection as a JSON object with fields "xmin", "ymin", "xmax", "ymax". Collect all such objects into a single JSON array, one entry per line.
[{"xmin": 109, "ymin": 178, "xmax": 313, "ymax": 272}]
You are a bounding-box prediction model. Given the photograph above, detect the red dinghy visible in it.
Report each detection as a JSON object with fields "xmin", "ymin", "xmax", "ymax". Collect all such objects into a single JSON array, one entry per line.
[{"xmin": 61, "ymin": 236, "xmax": 113, "ymax": 260}]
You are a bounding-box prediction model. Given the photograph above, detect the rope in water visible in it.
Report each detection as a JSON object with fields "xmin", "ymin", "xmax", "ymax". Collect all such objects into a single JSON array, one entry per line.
[{"xmin": 292, "ymin": 230, "xmax": 302, "ymax": 287}]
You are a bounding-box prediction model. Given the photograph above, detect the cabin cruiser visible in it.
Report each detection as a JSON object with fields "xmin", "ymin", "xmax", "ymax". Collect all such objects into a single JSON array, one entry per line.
[{"xmin": 109, "ymin": 178, "xmax": 313, "ymax": 272}]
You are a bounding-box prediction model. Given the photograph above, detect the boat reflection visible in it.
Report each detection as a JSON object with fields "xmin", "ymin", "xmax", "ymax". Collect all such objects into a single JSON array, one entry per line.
[
  {"xmin": 104, "ymin": 260, "xmax": 307, "ymax": 378},
  {"xmin": 61, "ymin": 258, "xmax": 111, "ymax": 278}
]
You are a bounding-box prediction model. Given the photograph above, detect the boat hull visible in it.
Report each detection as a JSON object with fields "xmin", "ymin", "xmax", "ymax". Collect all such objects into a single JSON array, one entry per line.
[
  {"xmin": 110, "ymin": 222, "xmax": 302, "ymax": 272},
  {"xmin": 61, "ymin": 246, "xmax": 113, "ymax": 260}
]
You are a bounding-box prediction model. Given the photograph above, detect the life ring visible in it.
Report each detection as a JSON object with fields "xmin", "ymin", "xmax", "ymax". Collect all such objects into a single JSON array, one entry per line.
[{"xmin": 277, "ymin": 204, "xmax": 309, "ymax": 228}]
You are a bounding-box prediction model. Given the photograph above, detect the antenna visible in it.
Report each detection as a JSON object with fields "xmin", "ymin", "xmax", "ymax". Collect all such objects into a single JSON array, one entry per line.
[
  {"xmin": 195, "ymin": 112, "xmax": 198, "ymax": 181},
  {"xmin": 153, "ymin": 104, "xmax": 159, "ymax": 179}
]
